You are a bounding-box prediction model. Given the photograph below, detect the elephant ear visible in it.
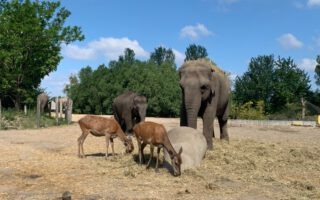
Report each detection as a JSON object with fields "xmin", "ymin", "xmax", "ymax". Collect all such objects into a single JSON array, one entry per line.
[{"xmin": 209, "ymin": 69, "xmax": 217, "ymax": 101}]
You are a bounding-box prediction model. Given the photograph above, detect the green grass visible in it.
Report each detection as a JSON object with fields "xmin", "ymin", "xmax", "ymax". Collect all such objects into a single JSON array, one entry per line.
[{"xmin": 0, "ymin": 109, "xmax": 70, "ymax": 130}]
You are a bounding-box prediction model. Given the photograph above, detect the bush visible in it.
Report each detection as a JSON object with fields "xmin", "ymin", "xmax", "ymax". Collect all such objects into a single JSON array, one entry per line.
[{"xmin": 231, "ymin": 101, "xmax": 266, "ymax": 120}]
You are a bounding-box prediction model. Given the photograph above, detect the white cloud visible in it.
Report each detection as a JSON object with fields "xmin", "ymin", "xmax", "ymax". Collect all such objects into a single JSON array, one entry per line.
[
  {"xmin": 62, "ymin": 37, "xmax": 149, "ymax": 61},
  {"xmin": 307, "ymin": 0, "xmax": 320, "ymax": 7},
  {"xmin": 298, "ymin": 58, "xmax": 317, "ymax": 72},
  {"xmin": 62, "ymin": 44, "xmax": 95, "ymax": 60},
  {"xmin": 172, "ymin": 49, "xmax": 185, "ymax": 67},
  {"xmin": 180, "ymin": 23, "xmax": 213, "ymax": 40},
  {"xmin": 277, "ymin": 33, "xmax": 303, "ymax": 49}
]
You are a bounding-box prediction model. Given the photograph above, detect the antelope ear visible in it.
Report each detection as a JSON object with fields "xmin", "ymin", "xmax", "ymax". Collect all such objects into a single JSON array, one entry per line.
[{"xmin": 178, "ymin": 147, "xmax": 183, "ymax": 155}]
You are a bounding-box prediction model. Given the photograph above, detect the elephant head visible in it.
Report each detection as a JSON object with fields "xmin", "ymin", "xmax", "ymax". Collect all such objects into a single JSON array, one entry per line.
[
  {"xmin": 179, "ymin": 60, "xmax": 215, "ymax": 128},
  {"xmin": 132, "ymin": 95, "xmax": 147, "ymax": 123}
]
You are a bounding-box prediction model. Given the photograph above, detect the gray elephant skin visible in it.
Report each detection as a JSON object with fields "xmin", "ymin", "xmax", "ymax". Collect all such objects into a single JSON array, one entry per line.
[
  {"xmin": 37, "ymin": 93, "xmax": 49, "ymax": 114},
  {"xmin": 164, "ymin": 127, "xmax": 207, "ymax": 172},
  {"xmin": 179, "ymin": 59, "xmax": 230, "ymax": 150},
  {"xmin": 112, "ymin": 91, "xmax": 147, "ymax": 135}
]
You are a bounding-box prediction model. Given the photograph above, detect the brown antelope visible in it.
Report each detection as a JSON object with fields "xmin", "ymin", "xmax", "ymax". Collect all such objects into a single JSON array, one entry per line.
[
  {"xmin": 133, "ymin": 121, "xmax": 182, "ymax": 176},
  {"xmin": 78, "ymin": 115, "xmax": 134, "ymax": 159}
]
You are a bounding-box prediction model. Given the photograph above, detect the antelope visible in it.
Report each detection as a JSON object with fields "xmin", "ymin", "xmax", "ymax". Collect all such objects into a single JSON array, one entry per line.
[
  {"xmin": 133, "ymin": 121, "xmax": 183, "ymax": 176},
  {"xmin": 78, "ymin": 115, "xmax": 134, "ymax": 159}
]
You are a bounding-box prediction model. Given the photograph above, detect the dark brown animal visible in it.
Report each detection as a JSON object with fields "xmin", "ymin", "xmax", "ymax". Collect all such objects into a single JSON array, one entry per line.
[
  {"xmin": 133, "ymin": 121, "xmax": 182, "ymax": 176},
  {"xmin": 78, "ymin": 115, "xmax": 134, "ymax": 159}
]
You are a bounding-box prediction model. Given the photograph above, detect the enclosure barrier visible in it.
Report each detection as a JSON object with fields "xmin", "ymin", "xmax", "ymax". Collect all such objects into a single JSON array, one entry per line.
[{"xmin": 227, "ymin": 119, "xmax": 317, "ymax": 127}]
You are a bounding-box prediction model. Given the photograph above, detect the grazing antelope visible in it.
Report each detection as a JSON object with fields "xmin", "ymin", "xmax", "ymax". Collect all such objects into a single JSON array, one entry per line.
[
  {"xmin": 78, "ymin": 115, "xmax": 134, "ymax": 159},
  {"xmin": 133, "ymin": 121, "xmax": 182, "ymax": 176}
]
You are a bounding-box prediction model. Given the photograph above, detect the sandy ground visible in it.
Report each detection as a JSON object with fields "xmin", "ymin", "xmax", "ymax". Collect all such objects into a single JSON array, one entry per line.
[{"xmin": 0, "ymin": 115, "xmax": 319, "ymax": 200}]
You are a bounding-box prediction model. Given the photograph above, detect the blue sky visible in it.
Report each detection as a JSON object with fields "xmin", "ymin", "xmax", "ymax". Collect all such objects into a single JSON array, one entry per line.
[{"xmin": 41, "ymin": 0, "xmax": 320, "ymax": 96}]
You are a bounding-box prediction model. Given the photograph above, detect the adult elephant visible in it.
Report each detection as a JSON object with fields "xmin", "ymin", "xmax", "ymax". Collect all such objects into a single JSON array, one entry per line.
[
  {"xmin": 37, "ymin": 93, "xmax": 49, "ymax": 114},
  {"xmin": 112, "ymin": 91, "xmax": 147, "ymax": 135},
  {"xmin": 179, "ymin": 59, "xmax": 230, "ymax": 150}
]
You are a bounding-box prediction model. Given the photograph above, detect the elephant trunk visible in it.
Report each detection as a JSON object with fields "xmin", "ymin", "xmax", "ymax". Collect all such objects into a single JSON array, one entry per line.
[{"xmin": 184, "ymin": 88, "xmax": 201, "ymax": 129}]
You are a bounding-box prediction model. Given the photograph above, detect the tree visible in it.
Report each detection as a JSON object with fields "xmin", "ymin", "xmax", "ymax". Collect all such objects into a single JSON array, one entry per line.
[
  {"xmin": 271, "ymin": 57, "xmax": 311, "ymax": 111},
  {"xmin": 315, "ymin": 55, "xmax": 320, "ymax": 86},
  {"xmin": 184, "ymin": 44, "xmax": 208, "ymax": 61},
  {"xmin": 0, "ymin": 0, "xmax": 84, "ymax": 110},
  {"xmin": 233, "ymin": 55, "xmax": 275, "ymax": 112},
  {"xmin": 150, "ymin": 46, "xmax": 175, "ymax": 66},
  {"xmin": 67, "ymin": 48, "xmax": 181, "ymax": 117},
  {"xmin": 233, "ymin": 55, "xmax": 311, "ymax": 115}
]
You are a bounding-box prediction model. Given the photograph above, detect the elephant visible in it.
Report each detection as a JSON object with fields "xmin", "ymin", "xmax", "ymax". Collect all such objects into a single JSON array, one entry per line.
[
  {"xmin": 37, "ymin": 93, "xmax": 49, "ymax": 114},
  {"xmin": 179, "ymin": 59, "xmax": 230, "ymax": 150},
  {"xmin": 112, "ymin": 91, "xmax": 147, "ymax": 135}
]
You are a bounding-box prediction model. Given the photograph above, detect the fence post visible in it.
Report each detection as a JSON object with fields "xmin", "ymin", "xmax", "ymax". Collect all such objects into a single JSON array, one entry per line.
[
  {"xmin": 36, "ymin": 97, "xmax": 40, "ymax": 128},
  {"xmin": 24, "ymin": 105, "xmax": 27, "ymax": 115},
  {"xmin": 66, "ymin": 98, "xmax": 73, "ymax": 125},
  {"xmin": 55, "ymin": 97, "xmax": 59, "ymax": 126}
]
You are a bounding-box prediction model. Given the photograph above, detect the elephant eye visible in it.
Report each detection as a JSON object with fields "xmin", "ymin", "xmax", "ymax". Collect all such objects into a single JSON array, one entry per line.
[{"xmin": 200, "ymin": 85, "xmax": 208, "ymax": 93}]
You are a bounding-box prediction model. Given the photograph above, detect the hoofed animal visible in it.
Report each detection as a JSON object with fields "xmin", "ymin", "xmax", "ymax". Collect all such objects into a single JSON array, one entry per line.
[
  {"xmin": 37, "ymin": 93, "xmax": 49, "ymax": 114},
  {"xmin": 77, "ymin": 115, "xmax": 134, "ymax": 159},
  {"xmin": 179, "ymin": 59, "xmax": 230, "ymax": 150},
  {"xmin": 113, "ymin": 91, "xmax": 147, "ymax": 135},
  {"xmin": 133, "ymin": 121, "xmax": 182, "ymax": 176}
]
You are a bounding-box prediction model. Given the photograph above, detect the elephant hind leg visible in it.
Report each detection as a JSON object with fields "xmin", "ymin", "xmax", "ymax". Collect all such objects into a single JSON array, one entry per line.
[{"xmin": 218, "ymin": 117, "xmax": 229, "ymax": 141}]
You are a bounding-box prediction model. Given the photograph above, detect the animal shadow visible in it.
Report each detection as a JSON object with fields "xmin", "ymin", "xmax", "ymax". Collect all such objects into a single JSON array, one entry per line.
[
  {"xmin": 85, "ymin": 153, "xmax": 119, "ymax": 157},
  {"xmin": 132, "ymin": 154, "xmax": 174, "ymax": 175}
]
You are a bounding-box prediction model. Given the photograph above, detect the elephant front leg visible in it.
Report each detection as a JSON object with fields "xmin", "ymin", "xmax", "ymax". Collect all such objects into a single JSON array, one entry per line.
[
  {"xmin": 124, "ymin": 113, "xmax": 133, "ymax": 135},
  {"xmin": 203, "ymin": 110, "xmax": 215, "ymax": 150},
  {"xmin": 202, "ymin": 107, "xmax": 216, "ymax": 150}
]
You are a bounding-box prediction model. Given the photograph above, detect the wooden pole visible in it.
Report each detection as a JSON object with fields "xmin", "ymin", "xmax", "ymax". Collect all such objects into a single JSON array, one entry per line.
[
  {"xmin": 36, "ymin": 97, "xmax": 40, "ymax": 128},
  {"xmin": 301, "ymin": 97, "xmax": 306, "ymax": 120},
  {"xmin": 24, "ymin": 105, "xmax": 27, "ymax": 115},
  {"xmin": 66, "ymin": 98, "xmax": 73, "ymax": 125},
  {"xmin": 59, "ymin": 98, "xmax": 63, "ymax": 119},
  {"xmin": 55, "ymin": 97, "xmax": 59, "ymax": 126}
]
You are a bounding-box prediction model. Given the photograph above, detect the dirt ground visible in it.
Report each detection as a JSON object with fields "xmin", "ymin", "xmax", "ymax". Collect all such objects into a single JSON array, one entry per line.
[{"xmin": 0, "ymin": 115, "xmax": 319, "ymax": 200}]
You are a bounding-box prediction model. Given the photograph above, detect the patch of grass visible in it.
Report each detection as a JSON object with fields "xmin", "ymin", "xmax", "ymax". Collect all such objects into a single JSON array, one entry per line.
[{"xmin": 0, "ymin": 109, "xmax": 69, "ymax": 130}]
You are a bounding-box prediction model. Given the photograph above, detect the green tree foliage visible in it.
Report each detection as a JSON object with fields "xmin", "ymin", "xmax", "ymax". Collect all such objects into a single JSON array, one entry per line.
[
  {"xmin": 0, "ymin": 0, "xmax": 84, "ymax": 110},
  {"xmin": 150, "ymin": 46, "xmax": 175, "ymax": 66},
  {"xmin": 233, "ymin": 55, "xmax": 274, "ymax": 112},
  {"xmin": 184, "ymin": 44, "xmax": 208, "ymax": 61},
  {"xmin": 67, "ymin": 49, "xmax": 181, "ymax": 117},
  {"xmin": 233, "ymin": 55, "xmax": 311, "ymax": 116},
  {"xmin": 315, "ymin": 55, "xmax": 320, "ymax": 86},
  {"xmin": 271, "ymin": 57, "xmax": 310, "ymax": 111}
]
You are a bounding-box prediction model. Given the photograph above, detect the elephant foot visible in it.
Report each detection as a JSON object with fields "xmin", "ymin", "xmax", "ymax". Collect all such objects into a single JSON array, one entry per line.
[
  {"xmin": 207, "ymin": 144, "xmax": 214, "ymax": 151},
  {"xmin": 220, "ymin": 134, "xmax": 229, "ymax": 142}
]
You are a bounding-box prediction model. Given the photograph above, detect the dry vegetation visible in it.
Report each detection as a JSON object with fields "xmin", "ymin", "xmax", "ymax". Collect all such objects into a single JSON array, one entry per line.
[{"xmin": 0, "ymin": 115, "xmax": 319, "ymax": 200}]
